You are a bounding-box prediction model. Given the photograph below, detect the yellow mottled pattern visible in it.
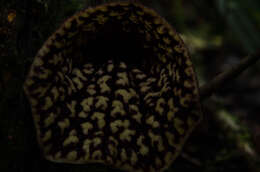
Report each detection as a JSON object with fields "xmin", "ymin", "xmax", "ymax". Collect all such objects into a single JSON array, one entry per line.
[{"xmin": 23, "ymin": 2, "xmax": 202, "ymax": 172}]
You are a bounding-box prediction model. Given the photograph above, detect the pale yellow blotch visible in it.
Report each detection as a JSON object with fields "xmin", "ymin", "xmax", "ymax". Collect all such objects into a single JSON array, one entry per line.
[
  {"xmin": 110, "ymin": 120, "xmax": 122, "ymax": 133},
  {"xmin": 158, "ymin": 69, "xmax": 167, "ymax": 87},
  {"xmin": 83, "ymin": 139, "xmax": 91, "ymax": 155},
  {"xmin": 95, "ymin": 14, "xmax": 108, "ymax": 24},
  {"xmin": 109, "ymin": 136, "xmax": 119, "ymax": 146},
  {"xmin": 144, "ymin": 20, "xmax": 152, "ymax": 31},
  {"xmin": 38, "ymin": 46, "xmax": 50, "ymax": 57},
  {"xmin": 56, "ymin": 27, "xmax": 65, "ymax": 36},
  {"xmin": 121, "ymin": 148, "xmax": 128, "ymax": 162},
  {"xmin": 54, "ymin": 40, "xmax": 63, "ymax": 49},
  {"xmin": 63, "ymin": 129, "xmax": 79, "ymax": 146},
  {"xmin": 107, "ymin": 63, "xmax": 114, "ymax": 72},
  {"xmin": 75, "ymin": 15, "xmax": 84, "ymax": 25},
  {"xmin": 167, "ymin": 63, "xmax": 173, "ymax": 77},
  {"xmin": 133, "ymin": 113, "xmax": 142, "ymax": 123},
  {"xmin": 57, "ymin": 71, "xmax": 64, "ymax": 81},
  {"xmin": 97, "ymin": 75, "xmax": 111, "ymax": 93},
  {"xmin": 111, "ymin": 100, "xmax": 125, "ymax": 117},
  {"xmin": 110, "ymin": 119, "xmax": 129, "ymax": 134},
  {"xmin": 72, "ymin": 77, "xmax": 83, "ymax": 90},
  {"xmin": 58, "ymin": 118, "xmax": 70, "ymax": 134},
  {"xmin": 81, "ymin": 97, "xmax": 94, "ymax": 112},
  {"xmin": 72, "ymin": 68, "xmax": 87, "ymax": 81},
  {"xmin": 83, "ymin": 65, "xmax": 94, "ymax": 74},
  {"xmin": 132, "ymin": 68, "xmax": 142, "ymax": 73},
  {"xmin": 173, "ymin": 87, "xmax": 182, "ymax": 97},
  {"xmin": 43, "ymin": 144, "xmax": 52, "ymax": 154},
  {"xmin": 91, "ymin": 112, "xmax": 106, "ymax": 129},
  {"xmin": 119, "ymin": 62, "xmax": 127, "ymax": 69},
  {"xmin": 148, "ymin": 131, "xmax": 165, "ymax": 152},
  {"xmin": 34, "ymin": 57, "xmax": 44, "ymax": 66},
  {"xmin": 193, "ymin": 88, "xmax": 199, "ymax": 95},
  {"xmin": 65, "ymin": 76, "xmax": 77, "ymax": 94},
  {"xmin": 163, "ymin": 37, "xmax": 171, "ymax": 45},
  {"xmin": 158, "ymin": 53, "xmax": 167, "ymax": 63},
  {"xmin": 140, "ymin": 85, "xmax": 150, "ymax": 93},
  {"xmin": 67, "ymin": 31, "xmax": 78, "ymax": 39},
  {"xmin": 136, "ymin": 73, "xmax": 146, "ymax": 80},
  {"xmin": 137, "ymin": 135, "xmax": 149, "ymax": 156},
  {"xmin": 81, "ymin": 122, "xmax": 93, "ymax": 135},
  {"xmin": 108, "ymin": 144, "xmax": 117, "ymax": 156},
  {"xmin": 185, "ymin": 67, "xmax": 193, "ymax": 76},
  {"xmin": 186, "ymin": 59, "xmax": 192, "ymax": 66},
  {"xmin": 146, "ymin": 116, "xmax": 160, "ymax": 128},
  {"xmin": 109, "ymin": 11, "xmax": 123, "ymax": 17},
  {"xmin": 167, "ymin": 110, "xmax": 177, "ymax": 121},
  {"xmin": 25, "ymin": 78, "xmax": 34, "ymax": 86},
  {"xmin": 165, "ymin": 131, "xmax": 176, "ymax": 147},
  {"xmin": 93, "ymin": 137, "xmax": 102, "ymax": 147},
  {"xmin": 136, "ymin": 10, "xmax": 144, "ymax": 16},
  {"xmin": 80, "ymin": 11, "xmax": 89, "ymax": 18},
  {"xmin": 31, "ymin": 85, "xmax": 49, "ymax": 98},
  {"xmin": 115, "ymin": 89, "xmax": 133, "ymax": 103},
  {"xmin": 51, "ymin": 86, "xmax": 59, "ymax": 101},
  {"xmin": 122, "ymin": 120, "xmax": 130, "ymax": 128},
  {"xmin": 188, "ymin": 116, "xmax": 195, "ymax": 127},
  {"xmin": 116, "ymin": 72, "xmax": 129, "ymax": 86},
  {"xmin": 67, "ymin": 151, "xmax": 77, "ymax": 161},
  {"xmin": 129, "ymin": 14, "xmax": 138, "ymax": 23},
  {"xmin": 174, "ymin": 45, "xmax": 182, "ymax": 53},
  {"xmin": 164, "ymin": 152, "xmax": 173, "ymax": 163},
  {"xmin": 42, "ymin": 96, "xmax": 53, "ymax": 110},
  {"xmin": 64, "ymin": 21, "xmax": 72, "ymax": 29},
  {"xmin": 106, "ymin": 156, "xmax": 113, "ymax": 164},
  {"xmin": 130, "ymin": 151, "xmax": 138, "ymax": 165},
  {"xmin": 166, "ymin": 47, "xmax": 173, "ymax": 54},
  {"xmin": 58, "ymin": 86, "xmax": 66, "ymax": 99},
  {"xmin": 139, "ymin": 144, "xmax": 149, "ymax": 156},
  {"xmin": 171, "ymin": 30, "xmax": 181, "ymax": 42},
  {"xmin": 119, "ymin": 129, "xmax": 136, "ymax": 141},
  {"xmin": 184, "ymin": 80, "xmax": 193, "ymax": 88},
  {"xmin": 155, "ymin": 98, "xmax": 166, "ymax": 115},
  {"xmin": 96, "ymin": 5, "xmax": 108, "ymax": 12},
  {"xmin": 144, "ymin": 92, "xmax": 161, "ymax": 103},
  {"xmin": 30, "ymin": 98, "xmax": 38, "ymax": 107},
  {"xmin": 174, "ymin": 118, "xmax": 185, "ymax": 135},
  {"xmin": 121, "ymin": 164, "xmax": 134, "ymax": 172},
  {"xmin": 157, "ymin": 25, "xmax": 165, "ymax": 34},
  {"xmin": 95, "ymin": 96, "xmax": 109, "ymax": 110},
  {"xmin": 180, "ymin": 94, "xmax": 192, "ymax": 108},
  {"xmin": 42, "ymin": 130, "xmax": 52, "ymax": 142},
  {"xmin": 78, "ymin": 111, "xmax": 88, "ymax": 118},
  {"xmin": 67, "ymin": 100, "xmax": 77, "ymax": 117},
  {"xmin": 55, "ymin": 151, "xmax": 62, "ymax": 159},
  {"xmin": 94, "ymin": 131, "xmax": 103, "ymax": 136},
  {"xmin": 38, "ymin": 69, "xmax": 52, "ymax": 79},
  {"xmin": 92, "ymin": 150, "xmax": 102, "ymax": 159},
  {"xmin": 44, "ymin": 112, "xmax": 55, "ymax": 127},
  {"xmin": 82, "ymin": 22, "xmax": 95, "ymax": 32},
  {"xmin": 167, "ymin": 98, "xmax": 179, "ymax": 120},
  {"xmin": 177, "ymin": 57, "xmax": 182, "ymax": 66},
  {"xmin": 184, "ymin": 50, "xmax": 189, "ymax": 58},
  {"xmin": 155, "ymin": 157, "xmax": 162, "ymax": 167}
]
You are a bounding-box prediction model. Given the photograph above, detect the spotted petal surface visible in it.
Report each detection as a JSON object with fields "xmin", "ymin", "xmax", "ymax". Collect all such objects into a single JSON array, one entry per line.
[{"xmin": 24, "ymin": 2, "xmax": 202, "ymax": 172}]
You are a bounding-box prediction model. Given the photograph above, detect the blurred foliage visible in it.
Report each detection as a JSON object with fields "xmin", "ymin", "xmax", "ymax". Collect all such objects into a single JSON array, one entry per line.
[{"xmin": 0, "ymin": 0, "xmax": 260, "ymax": 172}]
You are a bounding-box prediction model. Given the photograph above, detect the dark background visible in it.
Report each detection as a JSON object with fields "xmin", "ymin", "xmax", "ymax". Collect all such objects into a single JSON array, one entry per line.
[{"xmin": 0, "ymin": 0, "xmax": 260, "ymax": 171}]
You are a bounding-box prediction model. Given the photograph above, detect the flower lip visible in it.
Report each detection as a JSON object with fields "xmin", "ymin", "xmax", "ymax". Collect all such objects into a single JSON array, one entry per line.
[{"xmin": 24, "ymin": 2, "xmax": 202, "ymax": 172}]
